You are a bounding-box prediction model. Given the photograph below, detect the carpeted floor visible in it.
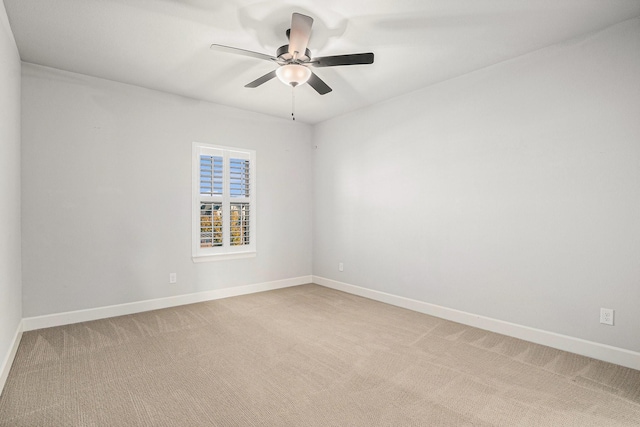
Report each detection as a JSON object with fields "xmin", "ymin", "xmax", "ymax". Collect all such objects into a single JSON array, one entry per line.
[{"xmin": 1, "ymin": 284, "xmax": 639, "ymax": 426}]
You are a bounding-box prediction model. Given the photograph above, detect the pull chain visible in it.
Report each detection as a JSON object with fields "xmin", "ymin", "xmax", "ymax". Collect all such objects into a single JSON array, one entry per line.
[{"xmin": 291, "ymin": 86, "xmax": 296, "ymax": 121}]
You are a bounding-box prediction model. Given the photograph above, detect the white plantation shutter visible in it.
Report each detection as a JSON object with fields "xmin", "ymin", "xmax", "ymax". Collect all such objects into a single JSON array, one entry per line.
[
  {"xmin": 230, "ymin": 202, "xmax": 250, "ymax": 246},
  {"xmin": 200, "ymin": 202, "xmax": 222, "ymax": 247},
  {"xmin": 229, "ymin": 157, "xmax": 250, "ymax": 198},
  {"xmin": 229, "ymin": 153, "xmax": 251, "ymax": 247},
  {"xmin": 200, "ymin": 155, "xmax": 223, "ymax": 196},
  {"xmin": 193, "ymin": 143, "xmax": 256, "ymax": 261}
]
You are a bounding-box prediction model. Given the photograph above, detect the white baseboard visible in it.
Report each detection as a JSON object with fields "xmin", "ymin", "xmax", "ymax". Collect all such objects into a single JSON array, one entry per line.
[
  {"xmin": 313, "ymin": 276, "xmax": 640, "ymax": 371},
  {"xmin": 23, "ymin": 276, "xmax": 312, "ymax": 332},
  {"xmin": 17, "ymin": 274, "xmax": 640, "ymax": 371},
  {"xmin": 0, "ymin": 321, "xmax": 23, "ymax": 394}
]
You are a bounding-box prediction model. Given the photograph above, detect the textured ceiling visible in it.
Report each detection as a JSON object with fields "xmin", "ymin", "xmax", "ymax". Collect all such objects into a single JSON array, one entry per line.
[{"xmin": 5, "ymin": 0, "xmax": 640, "ymax": 124}]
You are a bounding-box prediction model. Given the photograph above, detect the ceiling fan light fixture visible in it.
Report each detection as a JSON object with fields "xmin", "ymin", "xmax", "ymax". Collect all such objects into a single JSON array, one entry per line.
[{"xmin": 276, "ymin": 64, "xmax": 311, "ymax": 87}]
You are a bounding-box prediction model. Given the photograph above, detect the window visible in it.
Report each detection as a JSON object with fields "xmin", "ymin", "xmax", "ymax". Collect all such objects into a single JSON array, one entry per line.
[{"xmin": 192, "ymin": 142, "xmax": 256, "ymax": 261}]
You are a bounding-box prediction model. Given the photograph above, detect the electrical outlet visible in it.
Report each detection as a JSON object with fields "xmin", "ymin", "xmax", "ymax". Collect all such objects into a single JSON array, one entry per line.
[
  {"xmin": 338, "ymin": 262, "xmax": 344, "ymax": 272},
  {"xmin": 600, "ymin": 308, "xmax": 614, "ymax": 326},
  {"xmin": 169, "ymin": 273, "xmax": 177, "ymax": 284}
]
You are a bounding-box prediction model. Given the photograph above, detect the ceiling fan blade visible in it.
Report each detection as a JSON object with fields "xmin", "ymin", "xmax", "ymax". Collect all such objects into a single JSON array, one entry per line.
[
  {"xmin": 210, "ymin": 44, "xmax": 277, "ymax": 62},
  {"xmin": 311, "ymin": 53, "xmax": 374, "ymax": 67},
  {"xmin": 288, "ymin": 13, "xmax": 313, "ymax": 59},
  {"xmin": 307, "ymin": 72, "xmax": 332, "ymax": 95},
  {"xmin": 245, "ymin": 70, "xmax": 277, "ymax": 88}
]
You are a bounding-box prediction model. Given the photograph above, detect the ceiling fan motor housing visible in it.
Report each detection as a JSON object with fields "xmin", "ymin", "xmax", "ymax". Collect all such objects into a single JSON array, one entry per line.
[{"xmin": 277, "ymin": 45, "xmax": 311, "ymax": 62}]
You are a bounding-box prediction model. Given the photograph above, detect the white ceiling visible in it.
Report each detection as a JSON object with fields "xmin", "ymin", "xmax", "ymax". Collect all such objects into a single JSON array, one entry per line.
[{"xmin": 5, "ymin": 0, "xmax": 640, "ymax": 124}]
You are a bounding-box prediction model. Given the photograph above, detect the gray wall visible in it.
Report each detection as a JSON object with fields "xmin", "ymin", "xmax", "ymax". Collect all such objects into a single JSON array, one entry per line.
[
  {"xmin": 0, "ymin": 1, "xmax": 22, "ymax": 371},
  {"xmin": 21, "ymin": 64, "xmax": 313, "ymax": 317},
  {"xmin": 313, "ymin": 19, "xmax": 640, "ymax": 352}
]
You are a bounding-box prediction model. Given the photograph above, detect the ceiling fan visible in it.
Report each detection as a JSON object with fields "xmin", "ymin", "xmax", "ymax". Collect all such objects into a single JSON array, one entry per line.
[{"xmin": 210, "ymin": 12, "xmax": 374, "ymax": 95}]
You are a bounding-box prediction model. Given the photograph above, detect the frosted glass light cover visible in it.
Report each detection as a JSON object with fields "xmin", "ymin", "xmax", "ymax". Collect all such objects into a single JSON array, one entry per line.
[{"xmin": 276, "ymin": 64, "xmax": 311, "ymax": 87}]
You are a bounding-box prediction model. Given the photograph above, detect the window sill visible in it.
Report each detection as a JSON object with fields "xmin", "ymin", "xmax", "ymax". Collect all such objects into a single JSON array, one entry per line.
[{"xmin": 192, "ymin": 251, "xmax": 256, "ymax": 263}]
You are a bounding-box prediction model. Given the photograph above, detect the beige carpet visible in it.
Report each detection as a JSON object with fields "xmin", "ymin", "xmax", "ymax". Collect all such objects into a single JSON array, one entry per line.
[{"xmin": 1, "ymin": 284, "xmax": 639, "ymax": 426}]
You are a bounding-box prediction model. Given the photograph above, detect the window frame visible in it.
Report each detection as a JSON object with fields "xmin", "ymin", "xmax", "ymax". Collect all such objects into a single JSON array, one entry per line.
[{"xmin": 192, "ymin": 142, "xmax": 256, "ymax": 262}]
